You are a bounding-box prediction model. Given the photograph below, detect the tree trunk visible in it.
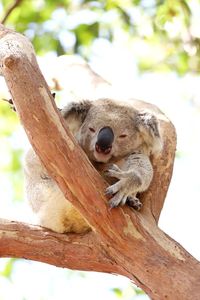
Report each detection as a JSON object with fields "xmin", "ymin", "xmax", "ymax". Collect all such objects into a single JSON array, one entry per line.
[{"xmin": 0, "ymin": 24, "xmax": 200, "ymax": 300}]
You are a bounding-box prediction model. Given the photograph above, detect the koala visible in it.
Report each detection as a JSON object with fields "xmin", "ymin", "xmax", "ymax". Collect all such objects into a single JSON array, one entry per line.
[{"xmin": 23, "ymin": 98, "xmax": 162, "ymax": 234}]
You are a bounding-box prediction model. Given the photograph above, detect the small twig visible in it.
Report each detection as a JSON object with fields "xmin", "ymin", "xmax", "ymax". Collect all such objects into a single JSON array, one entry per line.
[
  {"xmin": 1, "ymin": 0, "xmax": 23, "ymax": 24},
  {"xmin": 2, "ymin": 98, "xmax": 12, "ymax": 104},
  {"xmin": 1, "ymin": 94, "xmax": 56, "ymax": 111},
  {"xmin": 1, "ymin": 97, "xmax": 16, "ymax": 111}
]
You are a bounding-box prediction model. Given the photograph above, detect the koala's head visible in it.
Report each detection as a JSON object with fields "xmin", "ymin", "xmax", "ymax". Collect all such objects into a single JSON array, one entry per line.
[{"xmin": 62, "ymin": 98, "xmax": 162, "ymax": 163}]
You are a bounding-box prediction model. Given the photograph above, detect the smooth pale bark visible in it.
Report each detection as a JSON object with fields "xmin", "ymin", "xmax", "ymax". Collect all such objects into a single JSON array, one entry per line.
[{"xmin": 0, "ymin": 24, "xmax": 200, "ymax": 300}]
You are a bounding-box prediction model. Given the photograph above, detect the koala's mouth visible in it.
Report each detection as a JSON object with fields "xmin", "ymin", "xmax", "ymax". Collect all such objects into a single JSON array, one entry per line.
[
  {"xmin": 95, "ymin": 144, "xmax": 112, "ymax": 155},
  {"xmin": 93, "ymin": 149, "xmax": 112, "ymax": 163}
]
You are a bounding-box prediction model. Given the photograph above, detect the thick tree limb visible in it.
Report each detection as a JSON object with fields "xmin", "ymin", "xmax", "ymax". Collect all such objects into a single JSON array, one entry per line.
[
  {"xmin": 0, "ymin": 219, "xmax": 123, "ymax": 274},
  {"xmin": 0, "ymin": 24, "xmax": 200, "ymax": 300}
]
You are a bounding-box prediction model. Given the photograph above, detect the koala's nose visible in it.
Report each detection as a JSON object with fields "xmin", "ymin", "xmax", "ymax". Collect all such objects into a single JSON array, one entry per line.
[{"xmin": 95, "ymin": 126, "xmax": 114, "ymax": 154}]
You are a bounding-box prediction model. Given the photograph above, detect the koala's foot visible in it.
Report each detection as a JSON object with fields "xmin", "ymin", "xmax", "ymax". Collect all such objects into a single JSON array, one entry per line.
[
  {"xmin": 126, "ymin": 196, "xmax": 142, "ymax": 211},
  {"xmin": 105, "ymin": 164, "xmax": 142, "ymax": 208}
]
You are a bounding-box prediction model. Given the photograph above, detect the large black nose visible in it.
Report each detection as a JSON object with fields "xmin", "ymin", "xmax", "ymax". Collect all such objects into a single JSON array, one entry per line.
[{"xmin": 95, "ymin": 126, "xmax": 114, "ymax": 154}]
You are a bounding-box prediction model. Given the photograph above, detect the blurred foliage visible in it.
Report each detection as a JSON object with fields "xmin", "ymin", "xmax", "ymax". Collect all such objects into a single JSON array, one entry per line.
[
  {"xmin": 112, "ymin": 285, "xmax": 145, "ymax": 299},
  {"xmin": 0, "ymin": 100, "xmax": 18, "ymax": 136},
  {"xmin": 0, "ymin": 99, "xmax": 23, "ymax": 202},
  {"xmin": 113, "ymin": 287, "xmax": 123, "ymax": 298},
  {"xmin": 0, "ymin": 259, "xmax": 16, "ymax": 280},
  {"xmin": 0, "ymin": 0, "xmax": 200, "ymax": 74}
]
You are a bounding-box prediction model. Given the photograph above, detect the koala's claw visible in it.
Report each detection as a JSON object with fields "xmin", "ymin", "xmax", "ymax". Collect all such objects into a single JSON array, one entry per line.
[
  {"xmin": 108, "ymin": 199, "xmax": 117, "ymax": 209},
  {"xmin": 105, "ymin": 164, "xmax": 123, "ymax": 179},
  {"xmin": 105, "ymin": 187, "xmax": 114, "ymax": 196},
  {"xmin": 109, "ymin": 164, "xmax": 121, "ymax": 172},
  {"xmin": 108, "ymin": 193, "xmax": 127, "ymax": 208},
  {"xmin": 105, "ymin": 180, "xmax": 124, "ymax": 197},
  {"xmin": 127, "ymin": 196, "xmax": 142, "ymax": 211}
]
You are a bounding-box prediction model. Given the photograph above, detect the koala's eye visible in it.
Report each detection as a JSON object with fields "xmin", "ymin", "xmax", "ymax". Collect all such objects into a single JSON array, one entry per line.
[
  {"xmin": 89, "ymin": 127, "xmax": 96, "ymax": 133},
  {"xmin": 119, "ymin": 134, "xmax": 127, "ymax": 138}
]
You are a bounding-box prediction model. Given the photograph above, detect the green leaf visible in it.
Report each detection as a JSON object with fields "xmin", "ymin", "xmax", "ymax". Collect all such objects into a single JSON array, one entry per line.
[
  {"xmin": 134, "ymin": 287, "xmax": 145, "ymax": 295},
  {"xmin": 74, "ymin": 22, "xmax": 99, "ymax": 46},
  {"xmin": 112, "ymin": 288, "xmax": 123, "ymax": 298},
  {"xmin": 0, "ymin": 258, "xmax": 16, "ymax": 279},
  {"xmin": 32, "ymin": 33, "xmax": 65, "ymax": 55},
  {"xmin": 0, "ymin": 100, "xmax": 19, "ymax": 136},
  {"xmin": 132, "ymin": 0, "xmax": 141, "ymax": 5}
]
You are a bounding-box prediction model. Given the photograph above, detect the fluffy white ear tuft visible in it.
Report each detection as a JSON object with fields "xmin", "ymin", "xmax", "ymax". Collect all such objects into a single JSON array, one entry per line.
[
  {"xmin": 136, "ymin": 111, "xmax": 163, "ymax": 155},
  {"xmin": 61, "ymin": 100, "xmax": 92, "ymax": 121},
  {"xmin": 61, "ymin": 100, "xmax": 92, "ymax": 135}
]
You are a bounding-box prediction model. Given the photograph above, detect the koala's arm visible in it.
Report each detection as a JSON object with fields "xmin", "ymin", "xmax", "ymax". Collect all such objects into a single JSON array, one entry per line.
[
  {"xmin": 24, "ymin": 148, "xmax": 90, "ymax": 233},
  {"xmin": 105, "ymin": 152, "xmax": 153, "ymax": 209}
]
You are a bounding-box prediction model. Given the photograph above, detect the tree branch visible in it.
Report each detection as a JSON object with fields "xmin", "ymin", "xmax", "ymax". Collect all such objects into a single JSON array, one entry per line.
[
  {"xmin": 0, "ymin": 219, "xmax": 122, "ymax": 274},
  {"xmin": 0, "ymin": 24, "xmax": 200, "ymax": 300},
  {"xmin": 1, "ymin": 0, "xmax": 23, "ymax": 24}
]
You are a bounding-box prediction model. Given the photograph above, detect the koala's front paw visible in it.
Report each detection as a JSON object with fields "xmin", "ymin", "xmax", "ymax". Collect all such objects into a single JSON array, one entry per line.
[{"xmin": 105, "ymin": 165, "xmax": 142, "ymax": 209}]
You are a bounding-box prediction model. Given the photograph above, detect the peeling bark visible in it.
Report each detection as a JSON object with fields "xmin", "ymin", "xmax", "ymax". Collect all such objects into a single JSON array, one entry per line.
[{"xmin": 0, "ymin": 24, "xmax": 200, "ymax": 300}]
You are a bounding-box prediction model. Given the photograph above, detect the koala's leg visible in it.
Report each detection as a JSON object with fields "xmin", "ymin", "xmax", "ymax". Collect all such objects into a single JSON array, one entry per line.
[
  {"xmin": 37, "ymin": 186, "xmax": 73, "ymax": 233},
  {"xmin": 105, "ymin": 153, "xmax": 153, "ymax": 209},
  {"xmin": 36, "ymin": 182, "xmax": 90, "ymax": 234},
  {"xmin": 24, "ymin": 148, "xmax": 90, "ymax": 233}
]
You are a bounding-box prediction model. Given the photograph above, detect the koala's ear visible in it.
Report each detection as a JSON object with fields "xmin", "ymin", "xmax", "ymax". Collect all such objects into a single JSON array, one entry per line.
[
  {"xmin": 136, "ymin": 111, "xmax": 163, "ymax": 155},
  {"xmin": 61, "ymin": 100, "xmax": 92, "ymax": 121},
  {"xmin": 61, "ymin": 100, "xmax": 92, "ymax": 134}
]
